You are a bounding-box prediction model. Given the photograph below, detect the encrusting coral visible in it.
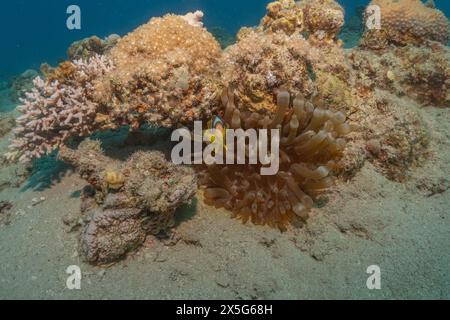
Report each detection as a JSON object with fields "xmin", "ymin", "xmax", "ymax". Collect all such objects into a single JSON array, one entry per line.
[
  {"xmin": 361, "ymin": 0, "xmax": 449, "ymax": 49},
  {"xmin": 67, "ymin": 34, "xmax": 121, "ymax": 61},
  {"xmin": 0, "ymin": 114, "xmax": 15, "ymax": 138},
  {"xmin": 201, "ymin": 88, "xmax": 351, "ymax": 230},
  {"xmin": 219, "ymin": 29, "xmax": 319, "ymax": 115},
  {"xmin": 93, "ymin": 13, "xmax": 222, "ymax": 128},
  {"xmin": 58, "ymin": 139, "xmax": 197, "ymax": 264},
  {"xmin": 299, "ymin": 0, "xmax": 345, "ymax": 45}
]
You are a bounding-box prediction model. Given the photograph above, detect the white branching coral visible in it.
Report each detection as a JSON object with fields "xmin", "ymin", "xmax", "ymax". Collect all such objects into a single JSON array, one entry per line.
[{"xmin": 9, "ymin": 55, "xmax": 114, "ymax": 163}]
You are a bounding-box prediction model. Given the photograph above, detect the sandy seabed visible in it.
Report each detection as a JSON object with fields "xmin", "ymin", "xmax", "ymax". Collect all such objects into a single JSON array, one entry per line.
[{"xmin": 0, "ymin": 89, "xmax": 448, "ymax": 300}]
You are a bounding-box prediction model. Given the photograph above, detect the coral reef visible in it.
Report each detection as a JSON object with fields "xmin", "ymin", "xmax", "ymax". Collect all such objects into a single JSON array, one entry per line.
[
  {"xmin": 8, "ymin": 55, "xmax": 114, "ymax": 163},
  {"xmin": 93, "ymin": 13, "xmax": 222, "ymax": 128},
  {"xmin": 201, "ymin": 89, "xmax": 351, "ymax": 230},
  {"xmin": 221, "ymin": 0, "xmax": 348, "ymax": 118},
  {"xmin": 256, "ymin": 0, "xmax": 345, "ymax": 44},
  {"xmin": 67, "ymin": 34, "xmax": 120, "ymax": 61},
  {"xmin": 210, "ymin": 27, "xmax": 236, "ymax": 49},
  {"xmin": 303, "ymin": 40, "xmax": 432, "ymax": 181},
  {"xmin": 361, "ymin": 0, "xmax": 449, "ymax": 49},
  {"xmin": 59, "ymin": 139, "xmax": 197, "ymax": 264}
]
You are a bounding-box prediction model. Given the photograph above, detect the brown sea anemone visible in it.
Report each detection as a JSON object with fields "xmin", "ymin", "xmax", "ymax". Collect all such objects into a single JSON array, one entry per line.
[{"xmin": 201, "ymin": 87, "xmax": 351, "ymax": 230}]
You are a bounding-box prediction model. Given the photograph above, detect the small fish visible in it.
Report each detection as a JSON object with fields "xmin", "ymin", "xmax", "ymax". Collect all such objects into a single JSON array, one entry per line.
[{"xmin": 204, "ymin": 116, "xmax": 227, "ymax": 150}]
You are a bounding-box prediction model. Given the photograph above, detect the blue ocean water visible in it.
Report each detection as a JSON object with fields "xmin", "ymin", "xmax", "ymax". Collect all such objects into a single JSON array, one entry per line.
[{"xmin": 0, "ymin": 0, "xmax": 449, "ymax": 82}]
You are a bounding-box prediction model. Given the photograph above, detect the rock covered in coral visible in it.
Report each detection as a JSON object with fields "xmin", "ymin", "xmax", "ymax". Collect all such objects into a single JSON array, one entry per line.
[
  {"xmin": 361, "ymin": 0, "xmax": 449, "ymax": 49},
  {"xmin": 313, "ymin": 40, "xmax": 433, "ymax": 181},
  {"xmin": 343, "ymin": 91, "xmax": 430, "ymax": 182},
  {"xmin": 298, "ymin": 0, "xmax": 345, "ymax": 44},
  {"xmin": 349, "ymin": 43, "xmax": 450, "ymax": 107},
  {"xmin": 220, "ymin": 30, "xmax": 318, "ymax": 115},
  {"xmin": 67, "ymin": 34, "xmax": 120, "ymax": 61},
  {"xmin": 93, "ymin": 13, "xmax": 222, "ymax": 128},
  {"xmin": 202, "ymin": 89, "xmax": 351, "ymax": 230},
  {"xmin": 9, "ymin": 55, "xmax": 114, "ymax": 163},
  {"xmin": 6, "ymin": 3, "xmax": 443, "ymax": 236},
  {"xmin": 304, "ymin": 43, "xmax": 432, "ymax": 181},
  {"xmin": 9, "ymin": 69, "xmax": 40, "ymax": 102},
  {"xmin": 221, "ymin": 0, "xmax": 348, "ymax": 117},
  {"xmin": 310, "ymin": 44, "xmax": 356, "ymax": 114},
  {"xmin": 58, "ymin": 139, "xmax": 197, "ymax": 264},
  {"xmin": 80, "ymin": 207, "xmax": 146, "ymax": 265}
]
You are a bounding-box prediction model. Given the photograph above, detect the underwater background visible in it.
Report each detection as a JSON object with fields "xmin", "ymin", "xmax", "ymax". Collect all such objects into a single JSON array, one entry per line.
[
  {"xmin": 0, "ymin": 0, "xmax": 449, "ymax": 300},
  {"xmin": 1, "ymin": 0, "xmax": 449, "ymax": 82}
]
